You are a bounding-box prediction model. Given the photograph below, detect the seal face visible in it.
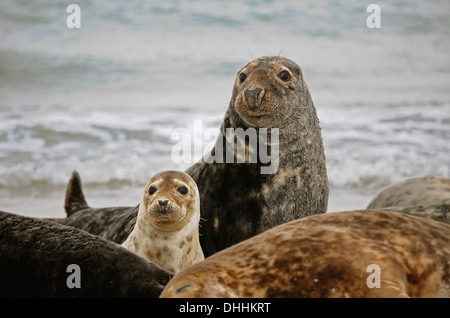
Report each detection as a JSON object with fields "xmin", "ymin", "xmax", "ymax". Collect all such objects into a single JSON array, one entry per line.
[
  {"xmin": 121, "ymin": 171, "xmax": 204, "ymax": 273},
  {"xmin": 233, "ymin": 58, "xmax": 302, "ymax": 128},
  {"xmin": 142, "ymin": 171, "xmax": 198, "ymax": 232},
  {"xmin": 160, "ymin": 210, "xmax": 450, "ymax": 298}
]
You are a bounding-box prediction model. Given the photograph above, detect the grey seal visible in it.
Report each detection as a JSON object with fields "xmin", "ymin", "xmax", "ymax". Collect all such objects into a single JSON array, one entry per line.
[{"xmin": 0, "ymin": 210, "xmax": 172, "ymax": 297}]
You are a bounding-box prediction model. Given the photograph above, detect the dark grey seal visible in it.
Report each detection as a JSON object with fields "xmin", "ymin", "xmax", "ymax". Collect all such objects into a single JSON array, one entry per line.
[
  {"xmin": 0, "ymin": 210, "xmax": 172, "ymax": 297},
  {"xmin": 54, "ymin": 56, "xmax": 329, "ymax": 256}
]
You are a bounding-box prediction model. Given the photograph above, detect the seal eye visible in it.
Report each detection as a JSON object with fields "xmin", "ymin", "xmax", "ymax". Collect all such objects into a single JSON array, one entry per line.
[
  {"xmin": 177, "ymin": 186, "xmax": 189, "ymax": 195},
  {"xmin": 239, "ymin": 72, "xmax": 247, "ymax": 83},
  {"xmin": 148, "ymin": 186, "xmax": 157, "ymax": 195},
  {"xmin": 277, "ymin": 70, "xmax": 291, "ymax": 82}
]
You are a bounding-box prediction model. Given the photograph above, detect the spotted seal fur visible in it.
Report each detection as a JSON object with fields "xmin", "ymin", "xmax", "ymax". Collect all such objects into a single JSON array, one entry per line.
[
  {"xmin": 122, "ymin": 171, "xmax": 204, "ymax": 273},
  {"xmin": 368, "ymin": 176, "xmax": 450, "ymax": 209},
  {"xmin": 366, "ymin": 176, "xmax": 450, "ymax": 224},
  {"xmin": 161, "ymin": 210, "xmax": 450, "ymax": 298},
  {"xmin": 377, "ymin": 204, "xmax": 450, "ymax": 225}
]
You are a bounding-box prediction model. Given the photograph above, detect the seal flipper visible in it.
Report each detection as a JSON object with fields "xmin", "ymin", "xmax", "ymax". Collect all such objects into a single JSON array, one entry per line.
[{"xmin": 65, "ymin": 170, "xmax": 90, "ymax": 216}]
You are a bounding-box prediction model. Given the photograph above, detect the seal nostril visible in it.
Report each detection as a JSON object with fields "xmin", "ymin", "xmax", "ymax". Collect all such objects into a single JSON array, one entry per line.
[
  {"xmin": 158, "ymin": 199, "xmax": 169, "ymax": 207},
  {"xmin": 244, "ymin": 87, "xmax": 262, "ymax": 101},
  {"xmin": 244, "ymin": 88, "xmax": 263, "ymax": 109}
]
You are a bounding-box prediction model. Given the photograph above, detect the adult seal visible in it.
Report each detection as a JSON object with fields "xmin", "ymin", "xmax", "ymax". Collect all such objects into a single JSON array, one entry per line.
[
  {"xmin": 54, "ymin": 56, "xmax": 329, "ymax": 256},
  {"xmin": 122, "ymin": 171, "xmax": 204, "ymax": 273},
  {"xmin": 160, "ymin": 210, "xmax": 450, "ymax": 298},
  {"xmin": 0, "ymin": 210, "xmax": 172, "ymax": 297}
]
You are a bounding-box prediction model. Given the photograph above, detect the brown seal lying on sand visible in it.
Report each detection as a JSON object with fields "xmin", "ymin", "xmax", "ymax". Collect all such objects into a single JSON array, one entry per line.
[
  {"xmin": 122, "ymin": 171, "xmax": 204, "ymax": 273},
  {"xmin": 53, "ymin": 56, "xmax": 329, "ymax": 257},
  {"xmin": 160, "ymin": 210, "xmax": 450, "ymax": 298}
]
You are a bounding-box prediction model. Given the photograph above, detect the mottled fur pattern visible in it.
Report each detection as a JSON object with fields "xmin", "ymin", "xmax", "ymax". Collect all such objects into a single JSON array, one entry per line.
[
  {"xmin": 0, "ymin": 210, "xmax": 172, "ymax": 297},
  {"xmin": 122, "ymin": 171, "xmax": 204, "ymax": 273},
  {"xmin": 160, "ymin": 210, "xmax": 450, "ymax": 298},
  {"xmin": 368, "ymin": 176, "xmax": 450, "ymax": 209},
  {"xmin": 378, "ymin": 204, "xmax": 450, "ymax": 225},
  {"xmin": 55, "ymin": 56, "xmax": 329, "ymax": 257}
]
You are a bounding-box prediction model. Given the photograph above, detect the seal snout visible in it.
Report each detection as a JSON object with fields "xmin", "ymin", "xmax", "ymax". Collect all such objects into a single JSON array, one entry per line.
[
  {"xmin": 158, "ymin": 199, "xmax": 169, "ymax": 207},
  {"xmin": 244, "ymin": 87, "xmax": 264, "ymax": 110},
  {"xmin": 153, "ymin": 197, "xmax": 173, "ymax": 214}
]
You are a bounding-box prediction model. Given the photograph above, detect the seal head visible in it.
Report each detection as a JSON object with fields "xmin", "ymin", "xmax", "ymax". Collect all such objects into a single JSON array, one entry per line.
[
  {"xmin": 233, "ymin": 57, "xmax": 304, "ymax": 129},
  {"xmin": 122, "ymin": 171, "xmax": 204, "ymax": 273},
  {"xmin": 142, "ymin": 171, "xmax": 200, "ymax": 233}
]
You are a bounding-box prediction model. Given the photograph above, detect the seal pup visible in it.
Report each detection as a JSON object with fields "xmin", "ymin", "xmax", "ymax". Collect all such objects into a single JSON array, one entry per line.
[
  {"xmin": 54, "ymin": 56, "xmax": 328, "ymax": 256},
  {"xmin": 0, "ymin": 210, "xmax": 172, "ymax": 297},
  {"xmin": 160, "ymin": 210, "xmax": 450, "ymax": 298},
  {"xmin": 121, "ymin": 171, "xmax": 204, "ymax": 273},
  {"xmin": 367, "ymin": 176, "xmax": 450, "ymax": 209}
]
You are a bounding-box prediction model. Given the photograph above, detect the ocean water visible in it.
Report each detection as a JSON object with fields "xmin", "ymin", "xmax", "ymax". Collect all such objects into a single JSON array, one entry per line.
[{"xmin": 0, "ymin": 0, "xmax": 449, "ymax": 217}]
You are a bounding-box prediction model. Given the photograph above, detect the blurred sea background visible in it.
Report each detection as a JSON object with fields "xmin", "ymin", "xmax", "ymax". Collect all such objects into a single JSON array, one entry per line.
[{"xmin": 0, "ymin": 0, "xmax": 449, "ymax": 217}]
